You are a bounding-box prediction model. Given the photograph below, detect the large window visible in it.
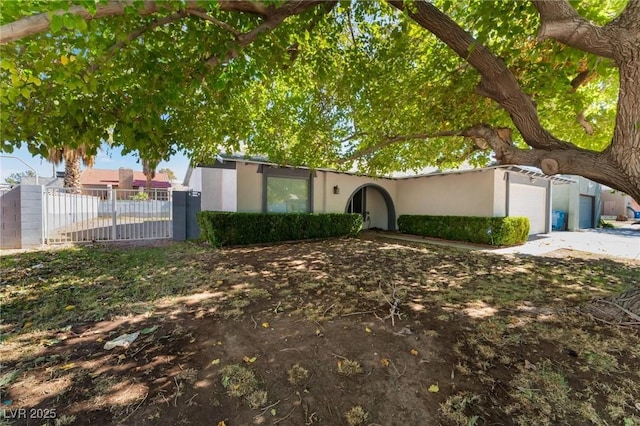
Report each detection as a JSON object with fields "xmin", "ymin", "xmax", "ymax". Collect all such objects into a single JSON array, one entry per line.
[{"xmin": 266, "ymin": 176, "xmax": 310, "ymax": 213}]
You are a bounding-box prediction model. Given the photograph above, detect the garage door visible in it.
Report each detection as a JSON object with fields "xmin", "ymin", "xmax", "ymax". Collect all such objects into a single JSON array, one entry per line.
[
  {"xmin": 579, "ymin": 195, "xmax": 594, "ymax": 228},
  {"xmin": 509, "ymin": 183, "xmax": 547, "ymax": 234}
]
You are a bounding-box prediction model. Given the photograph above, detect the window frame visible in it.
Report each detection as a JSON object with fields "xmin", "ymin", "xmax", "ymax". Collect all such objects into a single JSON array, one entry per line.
[{"xmin": 261, "ymin": 165, "xmax": 314, "ymax": 213}]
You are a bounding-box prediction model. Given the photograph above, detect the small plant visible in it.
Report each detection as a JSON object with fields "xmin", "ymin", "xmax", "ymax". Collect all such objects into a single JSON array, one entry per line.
[
  {"xmin": 247, "ymin": 288, "xmax": 271, "ymax": 299},
  {"xmin": 130, "ymin": 191, "xmax": 149, "ymax": 201},
  {"xmin": 220, "ymin": 364, "xmax": 259, "ymax": 398},
  {"xmin": 54, "ymin": 415, "xmax": 77, "ymax": 426},
  {"xmin": 287, "ymin": 363, "xmax": 309, "ymax": 385},
  {"xmin": 176, "ymin": 368, "xmax": 199, "ymax": 384},
  {"xmin": 440, "ymin": 392, "xmax": 482, "ymax": 425},
  {"xmin": 345, "ymin": 406, "xmax": 369, "ymax": 426},
  {"xmin": 599, "ymin": 219, "xmax": 615, "ymax": 228},
  {"xmin": 337, "ymin": 359, "xmax": 363, "ymax": 376},
  {"xmin": 245, "ymin": 389, "xmax": 268, "ymax": 409}
]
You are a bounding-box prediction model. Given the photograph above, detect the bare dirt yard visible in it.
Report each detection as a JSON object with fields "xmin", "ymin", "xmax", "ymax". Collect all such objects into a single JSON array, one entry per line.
[{"xmin": 1, "ymin": 236, "xmax": 639, "ymax": 426}]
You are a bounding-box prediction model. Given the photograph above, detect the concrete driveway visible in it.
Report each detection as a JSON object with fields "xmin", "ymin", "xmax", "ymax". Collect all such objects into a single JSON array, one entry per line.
[{"xmin": 489, "ymin": 225, "xmax": 640, "ymax": 260}]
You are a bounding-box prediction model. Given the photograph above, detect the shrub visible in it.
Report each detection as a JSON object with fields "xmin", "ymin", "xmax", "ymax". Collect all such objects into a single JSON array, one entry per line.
[
  {"xmin": 130, "ymin": 192, "xmax": 149, "ymax": 201},
  {"xmin": 397, "ymin": 215, "xmax": 529, "ymax": 246},
  {"xmin": 197, "ymin": 212, "xmax": 362, "ymax": 247},
  {"xmin": 599, "ymin": 219, "xmax": 615, "ymax": 229}
]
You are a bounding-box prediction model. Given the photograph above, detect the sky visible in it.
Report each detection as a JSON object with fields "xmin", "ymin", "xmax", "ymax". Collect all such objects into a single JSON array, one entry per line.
[{"xmin": 0, "ymin": 142, "xmax": 192, "ymax": 184}]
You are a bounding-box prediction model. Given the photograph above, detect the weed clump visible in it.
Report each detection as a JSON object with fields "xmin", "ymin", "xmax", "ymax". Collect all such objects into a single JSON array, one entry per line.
[
  {"xmin": 220, "ymin": 364, "xmax": 259, "ymax": 398},
  {"xmin": 246, "ymin": 389, "xmax": 268, "ymax": 409},
  {"xmin": 440, "ymin": 392, "xmax": 481, "ymax": 425},
  {"xmin": 345, "ymin": 405, "xmax": 369, "ymax": 426},
  {"xmin": 220, "ymin": 364, "xmax": 268, "ymax": 410},
  {"xmin": 337, "ymin": 359, "xmax": 363, "ymax": 376},
  {"xmin": 287, "ymin": 363, "xmax": 309, "ymax": 385}
]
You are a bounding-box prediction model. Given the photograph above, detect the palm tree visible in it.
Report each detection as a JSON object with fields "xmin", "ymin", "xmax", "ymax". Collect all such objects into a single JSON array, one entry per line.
[
  {"xmin": 142, "ymin": 158, "xmax": 158, "ymax": 190},
  {"xmin": 47, "ymin": 145, "xmax": 95, "ymax": 192}
]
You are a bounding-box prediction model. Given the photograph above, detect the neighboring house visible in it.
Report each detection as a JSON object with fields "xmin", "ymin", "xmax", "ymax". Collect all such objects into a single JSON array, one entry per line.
[
  {"xmin": 552, "ymin": 176, "xmax": 601, "ymax": 230},
  {"xmin": 80, "ymin": 168, "xmax": 172, "ymax": 200},
  {"xmin": 184, "ymin": 157, "xmax": 574, "ymax": 235},
  {"xmin": 601, "ymin": 189, "xmax": 640, "ymax": 219},
  {"xmin": 81, "ymin": 168, "xmax": 171, "ymax": 190}
]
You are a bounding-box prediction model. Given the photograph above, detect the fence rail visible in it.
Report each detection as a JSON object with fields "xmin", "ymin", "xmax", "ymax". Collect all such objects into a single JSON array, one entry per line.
[{"xmin": 44, "ymin": 188, "xmax": 172, "ymax": 244}]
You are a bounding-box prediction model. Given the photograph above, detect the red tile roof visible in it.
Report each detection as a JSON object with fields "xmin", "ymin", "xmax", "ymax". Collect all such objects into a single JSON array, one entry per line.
[{"xmin": 80, "ymin": 168, "xmax": 172, "ymax": 189}]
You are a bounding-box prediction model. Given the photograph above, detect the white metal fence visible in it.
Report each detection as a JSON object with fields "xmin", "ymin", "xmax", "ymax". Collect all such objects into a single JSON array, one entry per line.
[{"xmin": 44, "ymin": 188, "xmax": 172, "ymax": 244}]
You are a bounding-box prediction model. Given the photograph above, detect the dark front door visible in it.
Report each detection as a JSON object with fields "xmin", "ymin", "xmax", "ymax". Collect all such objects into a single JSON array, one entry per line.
[{"xmin": 348, "ymin": 187, "xmax": 366, "ymax": 221}]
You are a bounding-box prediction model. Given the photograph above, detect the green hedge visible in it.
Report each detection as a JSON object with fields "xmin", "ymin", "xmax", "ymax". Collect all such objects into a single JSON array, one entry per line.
[
  {"xmin": 397, "ymin": 215, "xmax": 530, "ymax": 246},
  {"xmin": 197, "ymin": 212, "xmax": 363, "ymax": 247}
]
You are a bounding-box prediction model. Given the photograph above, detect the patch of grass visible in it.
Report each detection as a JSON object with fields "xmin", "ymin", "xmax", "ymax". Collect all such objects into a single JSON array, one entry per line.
[
  {"xmin": 440, "ymin": 392, "xmax": 482, "ymax": 426},
  {"xmin": 93, "ymin": 375, "xmax": 118, "ymax": 396},
  {"xmin": 287, "ymin": 363, "xmax": 309, "ymax": 385},
  {"xmin": 230, "ymin": 298, "xmax": 251, "ymax": 309},
  {"xmin": 245, "ymin": 390, "xmax": 268, "ymax": 409},
  {"xmin": 0, "ymin": 369, "xmax": 20, "ymax": 388},
  {"xmin": 54, "ymin": 415, "xmax": 77, "ymax": 426},
  {"xmin": 337, "ymin": 359, "xmax": 363, "ymax": 376},
  {"xmin": 345, "ymin": 405, "xmax": 369, "ymax": 426},
  {"xmin": 508, "ymin": 360, "xmax": 572, "ymax": 424},
  {"xmin": 220, "ymin": 364, "xmax": 259, "ymax": 398},
  {"xmin": 176, "ymin": 368, "xmax": 198, "ymax": 384},
  {"xmin": 584, "ymin": 351, "xmax": 619, "ymax": 374},
  {"xmin": 247, "ymin": 288, "xmax": 271, "ymax": 299}
]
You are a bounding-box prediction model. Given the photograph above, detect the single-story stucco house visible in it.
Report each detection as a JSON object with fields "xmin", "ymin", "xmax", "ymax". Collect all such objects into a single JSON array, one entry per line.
[{"xmin": 184, "ymin": 157, "xmax": 575, "ymax": 235}]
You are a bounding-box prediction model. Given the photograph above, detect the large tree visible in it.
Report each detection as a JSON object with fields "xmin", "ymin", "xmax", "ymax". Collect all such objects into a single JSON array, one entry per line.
[{"xmin": 1, "ymin": 0, "xmax": 638, "ymax": 201}]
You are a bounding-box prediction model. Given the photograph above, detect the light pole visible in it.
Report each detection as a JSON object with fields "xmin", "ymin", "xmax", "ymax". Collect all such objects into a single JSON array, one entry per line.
[{"xmin": 0, "ymin": 155, "xmax": 39, "ymax": 184}]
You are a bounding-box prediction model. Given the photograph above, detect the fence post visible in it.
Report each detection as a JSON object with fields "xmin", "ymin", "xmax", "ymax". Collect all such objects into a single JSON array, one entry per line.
[
  {"xmin": 172, "ymin": 191, "xmax": 186, "ymax": 240},
  {"xmin": 41, "ymin": 186, "xmax": 47, "ymax": 245},
  {"xmin": 186, "ymin": 191, "xmax": 201, "ymax": 240},
  {"xmin": 111, "ymin": 188, "xmax": 117, "ymax": 239}
]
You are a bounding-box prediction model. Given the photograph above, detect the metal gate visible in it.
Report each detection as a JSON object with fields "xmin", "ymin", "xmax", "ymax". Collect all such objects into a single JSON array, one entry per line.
[{"xmin": 44, "ymin": 188, "xmax": 172, "ymax": 244}]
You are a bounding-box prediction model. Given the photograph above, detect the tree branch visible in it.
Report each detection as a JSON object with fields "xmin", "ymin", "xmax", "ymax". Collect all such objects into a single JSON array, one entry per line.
[
  {"xmin": 460, "ymin": 124, "xmax": 637, "ymax": 195},
  {"xmin": 531, "ymin": 0, "xmax": 615, "ymax": 59},
  {"xmin": 570, "ymin": 69, "xmax": 594, "ymax": 92},
  {"xmin": 576, "ymin": 111, "xmax": 594, "ymax": 135},
  {"xmin": 185, "ymin": 10, "xmax": 241, "ymax": 38},
  {"xmin": 204, "ymin": 1, "xmax": 328, "ymax": 68},
  {"xmin": 387, "ymin": 0, "xmax": 574, "ymax": 153},
  {"xmin": 218, "ymin": 1, "xmax": 274, "ymax": 18},
  {"xmin": 0, "ymin": 1, "xmax": 165, "ymax": 44},
  {"xmin": 339, "ymin": 130, "xmax": 468, "ymax": 163}
]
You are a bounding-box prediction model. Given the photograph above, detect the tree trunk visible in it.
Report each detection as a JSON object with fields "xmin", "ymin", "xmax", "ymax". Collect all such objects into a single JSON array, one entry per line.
[
  {"xmin": 64, "ymin": 156, "xmax": 81, "ymax": 193},
  {"xmin": 142, "ymin": 159, "xmax": 156, "ymax": 191}
]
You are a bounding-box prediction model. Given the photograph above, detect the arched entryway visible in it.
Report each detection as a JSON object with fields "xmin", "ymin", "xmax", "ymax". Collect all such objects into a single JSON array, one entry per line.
[{"xmin": 345, "ymin": 184, "xmax": 396, "ymax": 230}]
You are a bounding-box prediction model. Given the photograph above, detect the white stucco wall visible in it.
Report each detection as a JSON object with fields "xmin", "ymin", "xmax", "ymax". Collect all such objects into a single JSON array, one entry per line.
[
  {"xmin": 601, "ymin": 190, "xmax": 639, "ymax": 216},
  {"xmin": 189, "ymin": 167, "xmax": 202, "ymax": 192},
  {"xmin": 199, "ymin": 168, "xmax": 238, "ymax": 212},
  {"xmin": 493, "ymin": 169, "xmax": 508, "ymax": 216},
  {"xmin": 313, "ymin": 171, "xmax": 397, "ymax": 214},
  {"xmin": 236, "ymin": 163, "xmax": 262, "ymax": 212},
  {"xmin": 552, "ymin": 183, "xmax": 571, "ymax": 213},
  {"xmin": 395, "ymin": 169, "xmax": 496, "ymax": 217}
]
